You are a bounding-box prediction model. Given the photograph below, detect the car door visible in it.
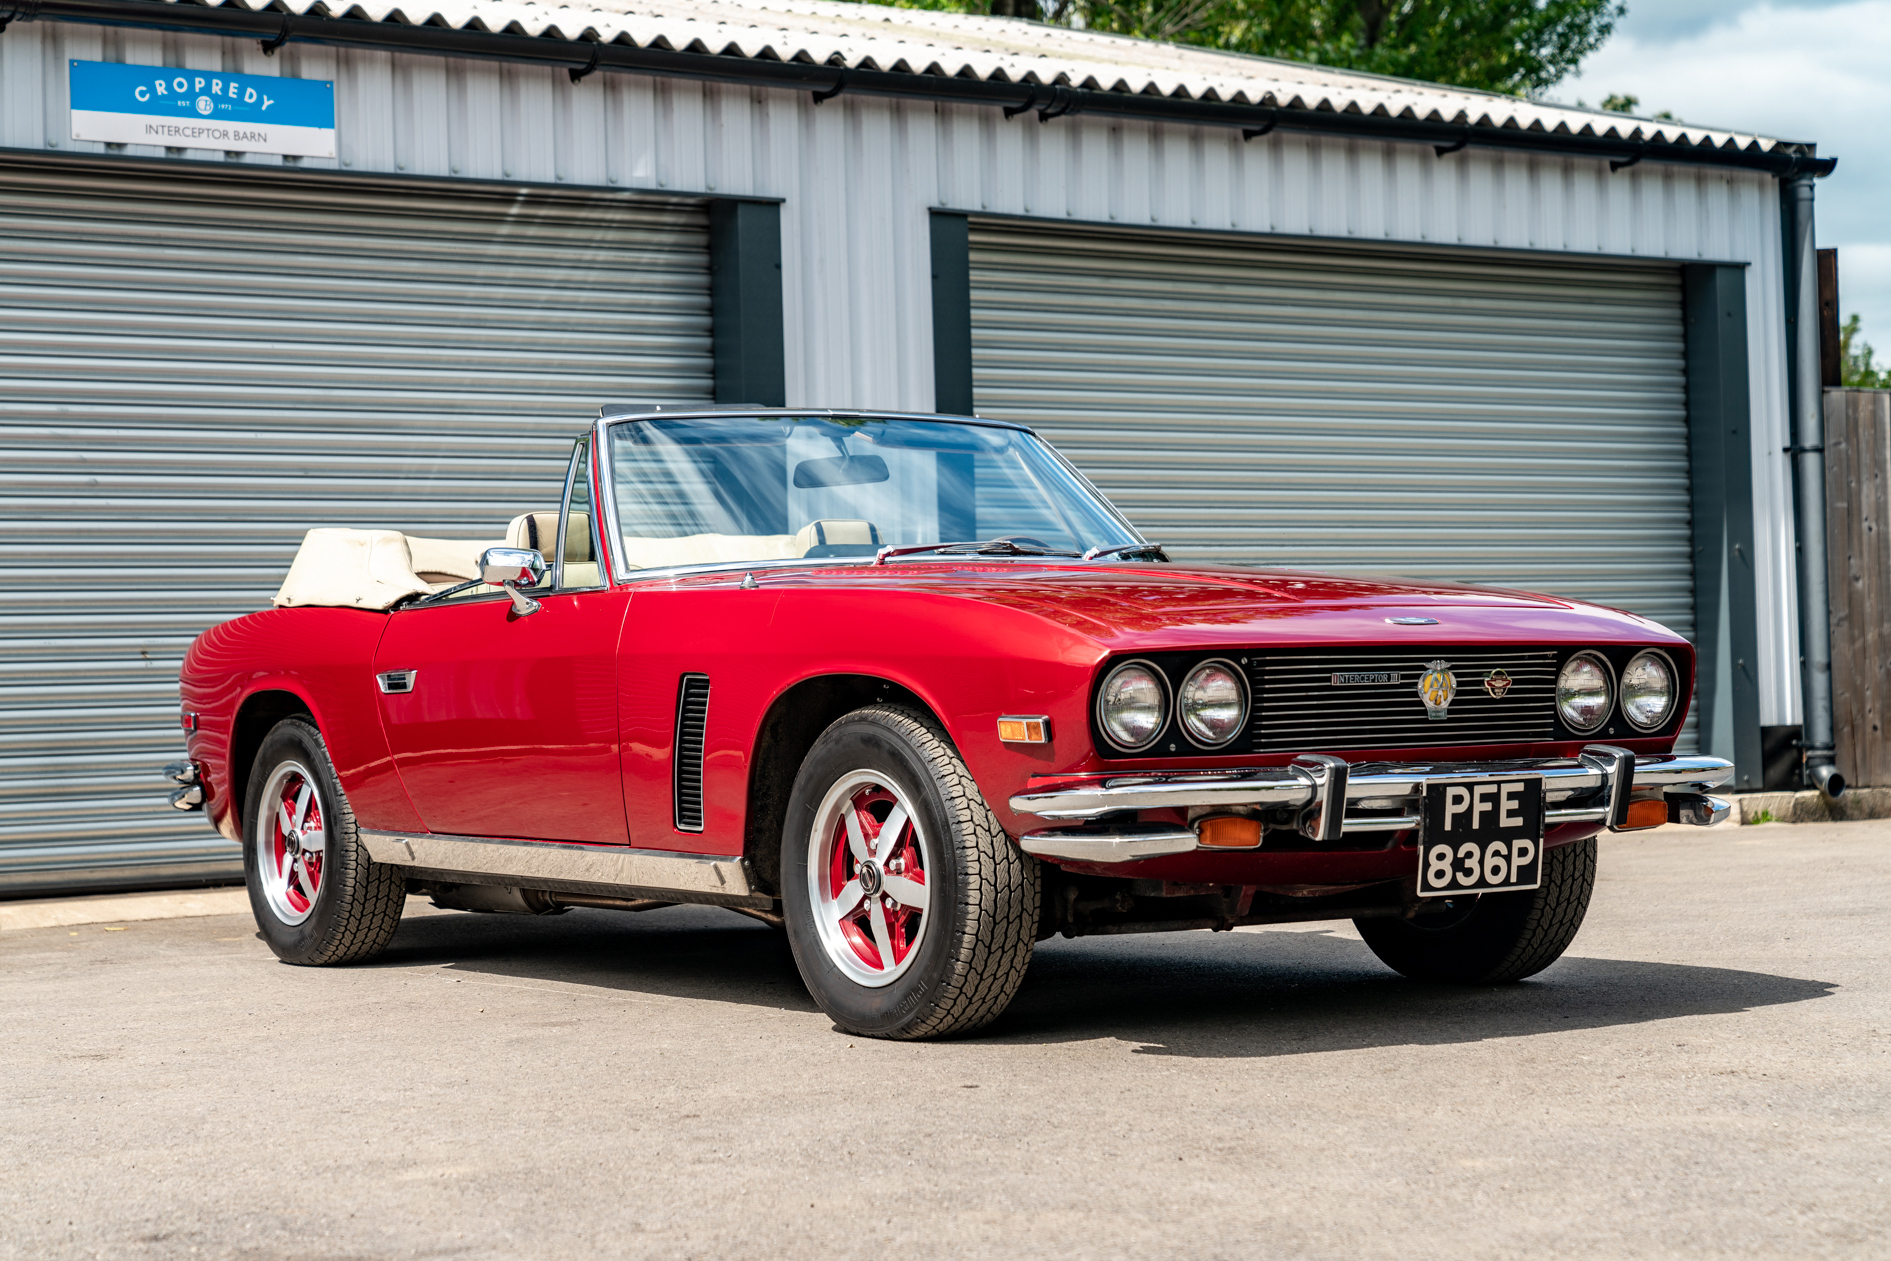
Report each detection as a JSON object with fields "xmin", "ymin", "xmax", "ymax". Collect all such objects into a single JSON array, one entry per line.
[{"xmin": 373, "ymin": 439, "xmax": 631, "ymax": 845}]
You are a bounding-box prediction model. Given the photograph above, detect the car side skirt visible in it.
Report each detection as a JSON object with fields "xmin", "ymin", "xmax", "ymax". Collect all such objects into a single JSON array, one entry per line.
[{"xmin": 359, "ymin": 832, "xmax": 773, "ymax": 909}]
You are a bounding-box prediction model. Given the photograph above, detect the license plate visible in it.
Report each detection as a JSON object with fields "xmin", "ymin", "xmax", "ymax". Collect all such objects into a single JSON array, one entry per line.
[{"xmin": 1418, "ymin": 776, "xmax": 1545, "ymax": 897}]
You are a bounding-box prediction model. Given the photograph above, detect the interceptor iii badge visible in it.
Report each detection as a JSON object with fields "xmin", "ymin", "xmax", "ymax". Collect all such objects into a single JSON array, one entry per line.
[{"xmin": 1419, "ymin": 659, "xmax": 1456, "ymax": 720}]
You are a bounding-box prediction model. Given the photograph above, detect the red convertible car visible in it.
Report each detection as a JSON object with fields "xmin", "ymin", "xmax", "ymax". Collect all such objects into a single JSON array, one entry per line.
[{"xmin": 169, "ymin": 407, "xmax": 1733, "ymax": 1039}]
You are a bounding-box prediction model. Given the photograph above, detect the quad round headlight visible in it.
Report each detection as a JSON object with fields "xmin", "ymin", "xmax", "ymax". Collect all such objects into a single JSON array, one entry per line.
[
  {"xmin": 1097, "ymin": 660, "xmax": 1169, "ymax": 752},
  {"xmin": 1178, "ymin": 659, "xmax": 1248, "ymax": 748},
  {"xmin": 1556, "ymin": 651, "xmax": 1614, "ymax": 733},
  {"xmin": 1620, "ymin": 650, "xmax": 1677, "ymax": 731}
]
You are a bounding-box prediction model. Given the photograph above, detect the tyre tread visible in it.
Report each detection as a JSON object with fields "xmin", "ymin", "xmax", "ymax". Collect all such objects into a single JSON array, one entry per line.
[
  {"xmin": 260, "ymin": 718, "xmax": 405, "ymax": 966},
  {"xmin": 819, "ymin": 704, "xmax": 1038, "ymax": 1040},
  {"xmin": 1356, "ymin": 836, "xmax": 1596, "ymax": 984},
  {"xmin": 1477, "ymin": 835, "xmax": 1596, "ymax": 983}
]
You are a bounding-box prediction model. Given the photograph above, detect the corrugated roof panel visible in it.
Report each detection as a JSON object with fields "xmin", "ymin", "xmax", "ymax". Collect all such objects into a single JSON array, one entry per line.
[{"xmin": 117, "ymin": 0, "xmax": 1801, "ymax": 154}]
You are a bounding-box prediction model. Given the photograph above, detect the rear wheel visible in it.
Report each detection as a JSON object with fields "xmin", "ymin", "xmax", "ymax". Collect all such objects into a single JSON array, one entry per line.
[
  {"xmin": 782, "ymin": 704, "xmax": 1039, "ymax": 1039},
  {"xmin": 243, "ymin": 717, "xmax": 405, "ymax": 965},
  {"xmin": 1355, "ymin": 836, "xmax": 1597, "ymax": 983}
]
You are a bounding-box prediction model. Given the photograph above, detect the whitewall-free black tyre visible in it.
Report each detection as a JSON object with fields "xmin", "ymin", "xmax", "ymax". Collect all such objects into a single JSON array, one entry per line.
[
  {"xmin": 242, "ymin": 717, "xmax": 405, "ymax": 966},
  {"xmin": 781, "ymin": 705, "xmax": 1039, "ymax": 1040},
  {"xmin": 1355, "ymin": 835, "xmax": 1597, "ymax": 984}
]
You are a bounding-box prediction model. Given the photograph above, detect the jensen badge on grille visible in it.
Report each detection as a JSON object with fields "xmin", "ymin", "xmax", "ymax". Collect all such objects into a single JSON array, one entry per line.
[
  {"xmin": 1418, "ymin": 660, "xmax": 1456, "ymax": 720},
  {"xmin": 1484, "ymin": 669, "xmax": 1514, "ymax": 699}
]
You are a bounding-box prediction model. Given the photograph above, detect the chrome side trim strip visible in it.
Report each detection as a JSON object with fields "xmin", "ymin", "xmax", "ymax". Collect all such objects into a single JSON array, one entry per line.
[
  {"xmin": 361, "ymin": 832, "xmax": 755, "ymax": 899},
  {"xmin": 1009, "ymin": 753, "xmax": 1736, "ymax": 821}
]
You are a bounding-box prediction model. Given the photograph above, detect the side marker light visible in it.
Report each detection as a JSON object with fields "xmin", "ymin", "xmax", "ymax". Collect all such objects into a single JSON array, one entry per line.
[
  {"xmin": 997, "ymin": 716, "xmax": 1050, "ymax": 744},
  {"xmin": 1196, "ymin": 816, "xmax": 1263, "ymax": 848}
]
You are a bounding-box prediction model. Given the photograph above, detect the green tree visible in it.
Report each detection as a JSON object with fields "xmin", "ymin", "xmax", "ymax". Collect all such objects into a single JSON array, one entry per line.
[
  {"xmin": 1841, "ymin": 314, "xmax": 1891, "ymax": 389},
  {"xmin": 863, "ymin": 1, "xmax": 1625, "ymax": 96}
]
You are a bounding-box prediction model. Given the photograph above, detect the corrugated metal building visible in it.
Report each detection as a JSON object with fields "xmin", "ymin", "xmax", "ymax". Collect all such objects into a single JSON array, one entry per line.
[{"xmin": 0, "ymin": 0, "xmax": 1832, "ymax": 893}]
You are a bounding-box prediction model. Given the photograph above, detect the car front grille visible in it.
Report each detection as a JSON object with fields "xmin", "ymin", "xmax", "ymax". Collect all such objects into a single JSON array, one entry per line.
[{"xmin": 1248, "ymin": 648, "xmax": 1558, "ymax": 753}]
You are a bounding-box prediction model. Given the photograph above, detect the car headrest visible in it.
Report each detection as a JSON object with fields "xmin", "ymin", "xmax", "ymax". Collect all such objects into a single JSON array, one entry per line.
[
  {"xmin": 507, "ymin": 511, "xmax": 592, "ymax": 564},
  {"xmin": 794, "ymin": 519, "xmax": 882, "ymax": 552}
]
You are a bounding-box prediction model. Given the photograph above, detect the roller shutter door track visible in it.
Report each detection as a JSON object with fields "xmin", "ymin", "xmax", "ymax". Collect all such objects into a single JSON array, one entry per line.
[
  {"xmin": 970, "ymin": 221, "xmax": 1697, "ymax": 747},
  {"xmin": 0, "ymin": 161, "xmax": 712, "ymax": 896}
]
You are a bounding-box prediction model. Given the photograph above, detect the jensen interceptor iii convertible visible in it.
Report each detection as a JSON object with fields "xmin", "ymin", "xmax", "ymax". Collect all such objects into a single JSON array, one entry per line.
[{"xmin": 169, "ymin": 407, "xmax": 1734, "ymax": 1039}]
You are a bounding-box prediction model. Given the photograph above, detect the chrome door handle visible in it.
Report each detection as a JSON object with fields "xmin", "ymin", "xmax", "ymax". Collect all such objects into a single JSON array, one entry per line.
[{"xmin": 376, "ymin": 670, "xmax": 418, "ymax": 694}]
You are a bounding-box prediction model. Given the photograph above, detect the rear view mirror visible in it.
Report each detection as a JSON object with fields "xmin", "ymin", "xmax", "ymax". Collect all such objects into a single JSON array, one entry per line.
[
  {"xmin": 479, "ymin": 547, "xmax": 546, "ymax": 616},
  {"xmin": 793, "ymin": 454, "xmax": 890, "ymax": 488}
]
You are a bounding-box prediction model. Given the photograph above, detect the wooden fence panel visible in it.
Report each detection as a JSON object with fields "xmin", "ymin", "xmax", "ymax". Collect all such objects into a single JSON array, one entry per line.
[{"xmin": 1826, "ymin": 388, "xmax": 1891, "ymax": 787}]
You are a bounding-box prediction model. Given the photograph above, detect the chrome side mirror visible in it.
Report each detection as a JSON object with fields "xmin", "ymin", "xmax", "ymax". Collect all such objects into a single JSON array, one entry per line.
[{"xmin": 479, "ymin": 547, "xmax": 546, "ymax": 616}]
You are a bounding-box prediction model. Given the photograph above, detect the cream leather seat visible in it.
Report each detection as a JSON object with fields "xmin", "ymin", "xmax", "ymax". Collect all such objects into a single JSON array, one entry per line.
[
  {"xmin": 794, "ymin": 519, "xmax": 883, "ymax": 557},
  {"xmin": 611, "ymin": 519, "xmax": 884, "ymax": 571},
  {"xmin": 507, "ymin": 511, "xmax": 598, "ymax": 587}
]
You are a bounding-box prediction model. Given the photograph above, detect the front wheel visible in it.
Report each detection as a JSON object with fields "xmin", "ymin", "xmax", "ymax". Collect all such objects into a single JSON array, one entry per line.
[
  {"xmin": 243, "ymin": 717, "xmax": 405, "ymax": 965},
  {"xmin": 1355, "ymin": 836, "xmax": 1597, "ymax": 983},
  {"xmin": 781, "ymin": 704, "xmax": 1039, "ymax": 1039}
]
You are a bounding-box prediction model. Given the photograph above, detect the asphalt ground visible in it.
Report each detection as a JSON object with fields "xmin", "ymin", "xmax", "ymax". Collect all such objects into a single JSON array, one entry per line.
[{"xmin": 3, "ymin": 821, "xmax": 1886, "ymax": 1261}]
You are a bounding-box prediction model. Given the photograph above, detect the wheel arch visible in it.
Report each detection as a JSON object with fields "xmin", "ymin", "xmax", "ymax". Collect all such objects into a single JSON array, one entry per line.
[
  {"xmin": 743, "ymin": 673, "xmax": 944, "ymax": 897},
  {"xmin": 229, "ymin": 688, "xmax": 318, "ymax": 840}
]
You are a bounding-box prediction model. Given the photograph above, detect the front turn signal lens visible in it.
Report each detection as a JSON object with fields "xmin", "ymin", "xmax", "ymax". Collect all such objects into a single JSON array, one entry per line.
[
  {"xmin": 997, "ymin": 716, "xmax": 1050, "ymax": 743},
  {"xmin": 1197, "ymin": 816, "xmax": 1263, "ymax": 848},
  {"xmin": 1621, "ymin": 797, "xmax": 1668, "ymax": 831}
]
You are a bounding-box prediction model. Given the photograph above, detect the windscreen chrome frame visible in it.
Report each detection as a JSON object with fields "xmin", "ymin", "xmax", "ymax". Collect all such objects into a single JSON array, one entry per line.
[{"xmin": 595, "ymin": 410, "xmax": 1148, "ymax": 585}]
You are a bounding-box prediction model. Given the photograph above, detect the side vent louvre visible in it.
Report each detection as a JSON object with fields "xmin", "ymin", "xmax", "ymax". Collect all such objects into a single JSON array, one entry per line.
[{"xmin": 673, "ymin": 674, "xmax": 711, "ymax": 833}]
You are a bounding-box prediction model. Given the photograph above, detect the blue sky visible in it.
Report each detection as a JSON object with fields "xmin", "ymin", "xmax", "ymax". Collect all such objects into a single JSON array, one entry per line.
[{"xmin": 1559, "ymin": 0, "xmax": 1891, "ymax": 350}]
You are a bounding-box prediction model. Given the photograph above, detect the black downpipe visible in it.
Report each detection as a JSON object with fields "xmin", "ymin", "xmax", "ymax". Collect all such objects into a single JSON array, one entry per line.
[
  {"xmin": 1781, "ymin": 174, "xmax": 1845, "ymax": 798},
  {"xmin": 10, "ymin": 0, "xmax": 1838, "ymax": 179}
]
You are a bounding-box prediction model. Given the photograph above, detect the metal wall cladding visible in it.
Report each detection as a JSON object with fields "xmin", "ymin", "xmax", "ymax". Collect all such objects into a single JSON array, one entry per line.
[
  {"xmin": 967, "ymin": 222, "xmax": 1700, "ymax": 751},
  {"xmin": 0, "ymin": 159, "xmax": 711, "ymax": 894},
  {"xmin": 1, "ymin": 20, "xmax": 1802, "ymax": 730}
]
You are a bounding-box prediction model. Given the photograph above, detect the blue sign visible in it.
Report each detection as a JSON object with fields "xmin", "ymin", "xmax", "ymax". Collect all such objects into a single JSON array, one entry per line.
[{"xmin": 69, "ymin": 60, "xmax": 336, "ymax": 158}]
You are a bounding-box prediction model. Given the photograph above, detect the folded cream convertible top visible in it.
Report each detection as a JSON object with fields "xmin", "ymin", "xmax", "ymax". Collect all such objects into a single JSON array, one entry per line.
[
  {"xmin": 273, "ymin": 528, "xmax": 503, "ymax": 610},
  {"xmin": 272, "ymin": 518, "xmax": 885, "ymax": 609}
]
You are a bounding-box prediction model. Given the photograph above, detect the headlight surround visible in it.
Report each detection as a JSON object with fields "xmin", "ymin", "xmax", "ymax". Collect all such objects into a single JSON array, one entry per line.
[
  {"xmin": 1620, "ymin": 650, "xmax": 1678, "ymax": 731},
  {"xmin": 1177, "ymin": 659, "xmax": 1249, "ymax": 748},
  {"xmin": 1556, "ymin": 651, "xmax": 1614, "ymax": 733},
  {"xmin": 1096, "ymin": 660, "xmax": 1169, "ymax": 753}
]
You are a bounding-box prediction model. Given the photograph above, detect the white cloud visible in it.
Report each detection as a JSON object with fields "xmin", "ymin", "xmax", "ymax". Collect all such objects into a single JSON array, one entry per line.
[{"xmin": 1563, "ymin": 1, "xmax": 1891, "ymax": 342}]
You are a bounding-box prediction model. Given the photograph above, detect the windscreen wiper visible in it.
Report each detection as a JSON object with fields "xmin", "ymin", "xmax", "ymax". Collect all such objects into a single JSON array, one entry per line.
[
  {"xmin": 872, "ymin": 538, "xmax": 1082, "ymax": 564},
  {"xmin": 1080, "ymin": 542, "xmax": 1169, "ymax": 562}
]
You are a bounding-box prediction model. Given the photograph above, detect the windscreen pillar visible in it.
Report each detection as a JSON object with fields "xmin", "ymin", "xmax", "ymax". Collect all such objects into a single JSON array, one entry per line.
[
  {"xmin": 1683, "ymin": 263, "xmax": 1763, "ymax": 789},
  {"xmin": 709, "ymin": 199, "xmax": 786, "ymax": 407},
  {"xmin": 930, "ymin": 211, "xmax": 974, "ymax": 416}
]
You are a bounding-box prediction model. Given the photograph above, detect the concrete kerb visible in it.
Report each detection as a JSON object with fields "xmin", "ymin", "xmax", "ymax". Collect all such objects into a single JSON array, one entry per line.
[
  {"xmin": 0, "ymin": 886, "xmax": 252, "ymax": 931},
  {"xmin": 1733, "ymin": 785, "xmax": 1891, "ymax": 826}
]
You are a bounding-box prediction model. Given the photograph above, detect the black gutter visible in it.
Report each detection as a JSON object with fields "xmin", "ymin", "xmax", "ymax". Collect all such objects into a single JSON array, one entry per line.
[{"xmin": 18, "ymin": 0, "xmax": 1836, "ymax": 178}]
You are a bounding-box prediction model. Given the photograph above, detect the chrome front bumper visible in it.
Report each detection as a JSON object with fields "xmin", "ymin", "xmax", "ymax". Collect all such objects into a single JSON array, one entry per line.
[{"xmin": 1010, "ymin": 746, "xmax": 1734, "ymax": 864}]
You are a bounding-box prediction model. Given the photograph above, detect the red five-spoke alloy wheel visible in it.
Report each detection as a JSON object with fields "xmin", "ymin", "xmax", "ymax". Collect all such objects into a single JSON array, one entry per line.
[
  {"xmin": 782, "ymin": 704, "xmax": 1040, "ymax": 1039},
  {"xmin": 242, "ymin": 717, "xmax": 405, "ymax": 966}
]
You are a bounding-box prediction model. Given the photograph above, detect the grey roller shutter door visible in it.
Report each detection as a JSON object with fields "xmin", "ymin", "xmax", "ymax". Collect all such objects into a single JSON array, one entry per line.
[
  {"xmin": 971, "ymin": 221, "xmax": 1696, "ymax": 736},
  {"xmin": 1, "ymin": 161, "xmax": 712, "ymax": 895}
]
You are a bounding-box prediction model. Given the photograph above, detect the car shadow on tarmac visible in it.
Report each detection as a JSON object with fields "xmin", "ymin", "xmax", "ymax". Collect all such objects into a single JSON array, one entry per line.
[
  {"xmin": 993, "ymin": 931, "xmax": 1838, "ymax": 1058},
  {"xmin": 370, "ymin": 904, "xmax": 1836, "ymax": 1056}
]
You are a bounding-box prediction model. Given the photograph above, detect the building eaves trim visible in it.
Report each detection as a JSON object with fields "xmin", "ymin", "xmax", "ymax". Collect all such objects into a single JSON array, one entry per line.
[{"xmin": 22, "ymin": 0, "xmax": 1833, "ymax": 176}]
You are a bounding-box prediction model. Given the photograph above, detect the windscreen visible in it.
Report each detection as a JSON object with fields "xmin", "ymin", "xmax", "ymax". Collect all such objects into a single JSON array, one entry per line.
[{"xmin": 604, "ymin": 415, "xmax": 1137, "ymax": 571}]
